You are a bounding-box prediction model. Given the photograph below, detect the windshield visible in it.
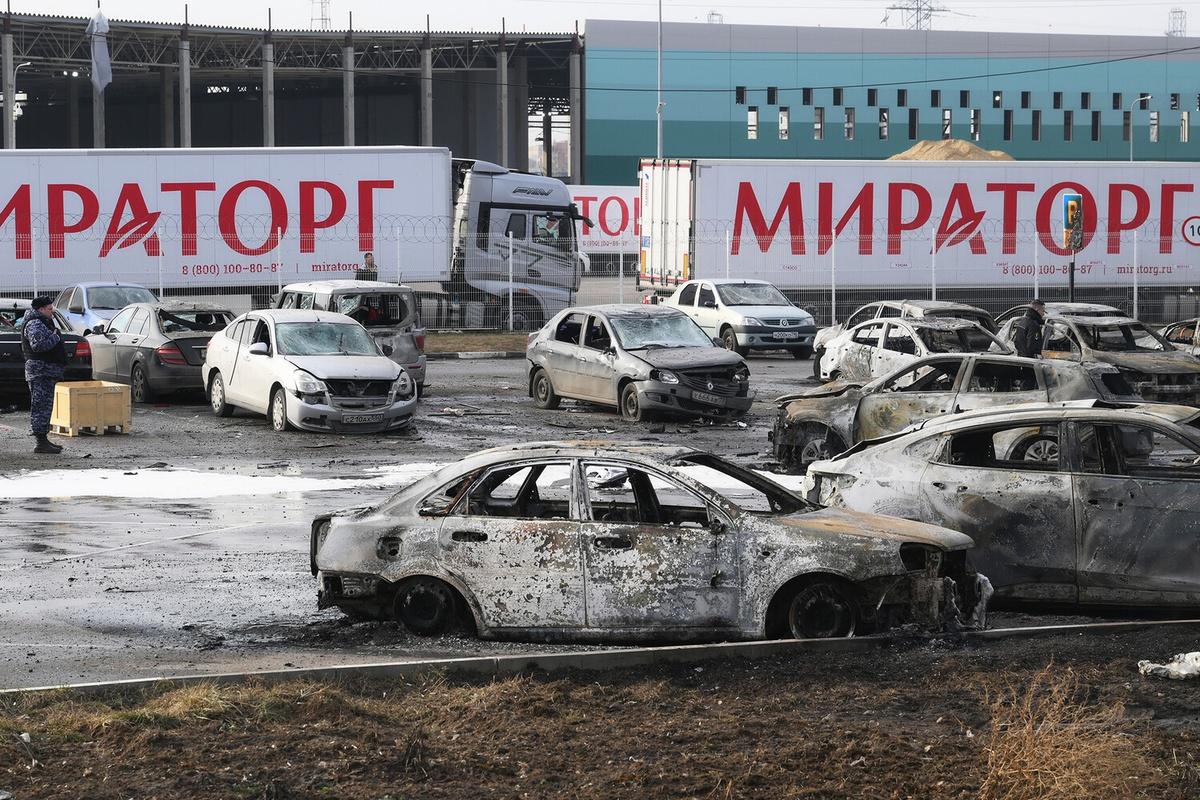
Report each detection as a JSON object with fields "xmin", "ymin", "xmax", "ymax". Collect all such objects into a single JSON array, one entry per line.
[
  {"xmin": 927, "ymin": 310, "xmax": 996, "ymax": 332},
  {"xmin": 918, "ymin": 326, "xmax": 998, "ymax": 354},
  {"xmin": 333, "ymin": 292, "xmax": 414, "ymax": 328},
  {"xmin": 716, "ymin": 283, "xmax": 791, "ymax": 307},
  {"xmin": 158, "ymin": 309, "xmax": 233, "ymax": 333},
  {"xmin": 609, "ymin": 312, "xmax": 714, "ymax": 350},
  {"xmin": 1076, "ymin": 323, "xmax": 1170, "ymax": 352},
  {"xmin": 86, "ymin": 286, "xmax": 156, "ymax": 310},
  {"xmin": 675, "ymin": 453, "xmax": 810, "ymax": 513},
  {"xmin": 275, "ymin": 322, "xmax": 380, "ymax": 356}
]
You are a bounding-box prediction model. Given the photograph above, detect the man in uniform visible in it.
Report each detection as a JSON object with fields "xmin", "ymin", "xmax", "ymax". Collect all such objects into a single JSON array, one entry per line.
[
  {"xmin": 22, "ymin": 296, "xmax": 65, "ymax": 454},
  {"xmin": 1013, "ymin": 298, "xmax": 1047, "ymax": 359}
]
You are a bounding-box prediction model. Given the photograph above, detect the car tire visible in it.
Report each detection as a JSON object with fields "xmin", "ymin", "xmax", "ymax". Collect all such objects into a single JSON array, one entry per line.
[
  {"xmin": 620, "ymin": 382, "xmax": 645, "ymax": 422},
  {"xmin": 721, "ymin": 327, "xmax": 749, "ymax": 357},
  {"xmin": 531, "ymin": 369, "xmax": 561, "ymax": 410},
  {"xmin": 790, "ymin": 424, "xmax": 846, "ymax": 473},
  {"xmin": 792, "ymin": 346, "xmax": 813, "ymax": 360},
  {"xmin": 812, "ymin": 346, "xmax": 825, "ymax": 379},
  {"xmin": 1013, "ymin": 434, "xmax": 1059, "ymax": 463},
  {"xmin": 787, "ymin": 580, "xmax": 859, "ymax": 639},
  {"xmin": 209, "ymin": 372, "xmax": 233, "ymax": 417},
  {"xmin": 270, "ymin": 386, "xmax": 292, "ymax": 432},
  {"xmin": 131, "ymin": 362, "xmax": 155, "ymax": 404},
  {"xmin": 394, "ymin": 577, "xmax": 457, "ymax": 636}
]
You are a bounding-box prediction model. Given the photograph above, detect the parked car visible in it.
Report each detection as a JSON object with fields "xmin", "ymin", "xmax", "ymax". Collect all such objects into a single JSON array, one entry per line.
[
  {"xmin": 526, "ymin": 304, "xmax": 753, "ymax": 422},
  {"xmin": 0, "ymin": 298, "xmax": 91, "ymax": 397},
  {"xmin": 54, "ymin": 283, "xmax": 157, "ymax": 332},
  {"xmin": 1160, "ymin": 317, "xmax": 1200, "ymax": 356},
  {"xmin": 771, "ymin": 353, "xmax": 1139, "ymax": 473},
  {"xmin": 202, "ymin": 309, "xmax": 417, "ymax": 433},
  {"xmin": 273, "ymin": 280, "xmax": 426, "ymax": 392},
  {"xmin": 994, "ymin": 314, "xmax": 1200, "ymax": 405},
  {"xmin": 995, "ymin": 301, "xmax": 1124, "ymax": 325},
  {"xmin": 804, "ymin": 401, "xmax": 1200, "ymax": 608},
  {"xmin": 87, "ymin": 302, "xmax": 234, "ymax": 403},
  {"xmin": 812, "ymin": 299, "xmax": 996, "ymax": 380},
  {"xmin": 819, "ymin": 316, "xmax": 1009, "ymax": 383},
  {"xmin": 663, "ymin": 278, "xmax": 817, "ymax": 358},
  {"xmin": 311, "ymin": 441, "xmax": 981, "ymax": 640}
]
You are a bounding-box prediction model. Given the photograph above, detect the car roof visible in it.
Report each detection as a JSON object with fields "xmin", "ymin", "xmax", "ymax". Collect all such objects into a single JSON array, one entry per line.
[
  {"xmin": 246, "ymin": 309, "xmax": 358, "ymax": 324},
  {"xmin": 463, "ymin": 440, "xmax": 701, "ymax": 463},
  {"xmin": 1050, "ymin": 315, "xmax": 1141, "ymax": 327},
  {"xmin": 569, "ymin": 303, "xmax": 684, "ymax": 317},
  {"xmin": 872, "ymin": 299, "xmax": 990, "ymax": 314},
  {"xmin": 682, "ymin": 278, "xmax": 775, "ymax": 286},
  {"xmin": 856, "ymin": 316, "xmax": 980, "ymax": 331},
  {"xmin": 71, "ymin": 282, "xmax": 151, "ymax": 289},
  {"xmin": 911, "ymin": 400, "xmax": 1199, "ymax": 436},
  {"xmin": 281, "ymin": 280, "xmax": 411, "ymax": 292},
  {"xmin": 126, "ymin": 301, "xmax": 233, "ymax": 313}
]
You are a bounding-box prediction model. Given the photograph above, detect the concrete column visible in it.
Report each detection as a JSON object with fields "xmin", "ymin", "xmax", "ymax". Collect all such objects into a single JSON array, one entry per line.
[
  {"xmin": 262, "ymin": 35, "xmax": 275, "ymax": 147},
  {"xmin": 160, "ymin": 67, "xmax": 175, "ymax": 147},
  {"xmin": 3, "ymin": 26, "xmax": 14, "ymax": 149},
  {"xmin": 514, "ymin": 51, "xmax": 529, "ymax": 171},
  {"xmin": 496, "ymin": 39, "xmax": 508, "ymax": 166},
  {"xmin": 419, "ymin": 38, "xmax": 433, "ymax": 146},
  {"xmin": 542, "ymin": 107, "xmax": 552, "ymax": 175},
  {"xmin": 179, "ymin": 35, "xmax": 192, "ymax": 147},
  {"xmin": 92, "ymin": 84, "xmax": 105, "ymax": 148},
  {"xmin": 68, "ymin": 76, "xmax": 79, "ymax": 147},
  {"xmin": 568, "ymin": 37, "xmax": 582, "ymax": 183},
  {"xmin": 342, "ymin": 38, "xmax": 355, "ymax": 146}
]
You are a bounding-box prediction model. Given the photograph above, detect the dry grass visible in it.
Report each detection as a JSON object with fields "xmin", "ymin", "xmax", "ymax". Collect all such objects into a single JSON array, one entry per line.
[
  {"xmin": 980, "ymin": 665, "xmax": 1156, "ymax": 800},
  {"xmin": 423, "ymin": 330, "xmax": 527, "ymax": 353}
]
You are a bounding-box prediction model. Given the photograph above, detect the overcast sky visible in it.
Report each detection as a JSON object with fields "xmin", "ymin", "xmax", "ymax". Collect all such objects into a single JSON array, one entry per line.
[{"xmin": 20, "ymin": 0, "xmax": 1200, "ymax": 38}]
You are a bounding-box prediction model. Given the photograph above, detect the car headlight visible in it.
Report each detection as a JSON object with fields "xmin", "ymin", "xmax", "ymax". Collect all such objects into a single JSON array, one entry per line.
[
  {"xmin": 392, "ymin": 370, "xmax": 414, "ymax": 397},
  {"xmin": 743, "ymin": 317, "xmax": 765, "ymax": 327},
  {"xmin": 734, "ymin": 366, "xmax": 750, "ymax": 382},
  {"xmin": 650, "ymin": 369, "xmax": 680, "ymax": 384},
  {"xmin": 292, "ymin": 370, "xmax": 327, "ymax": 395}
]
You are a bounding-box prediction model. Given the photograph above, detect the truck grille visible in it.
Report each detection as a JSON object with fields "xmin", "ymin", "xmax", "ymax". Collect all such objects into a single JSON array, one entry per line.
[{"xmin": 678, "ymin": 368, "xmax": 745, "ymax": 397}]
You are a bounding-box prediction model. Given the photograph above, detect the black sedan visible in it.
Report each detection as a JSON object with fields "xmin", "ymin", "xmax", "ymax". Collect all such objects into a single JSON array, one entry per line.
[{"xmin": 0, "ymin": 298, "xmax": 92, "ymax": 398}]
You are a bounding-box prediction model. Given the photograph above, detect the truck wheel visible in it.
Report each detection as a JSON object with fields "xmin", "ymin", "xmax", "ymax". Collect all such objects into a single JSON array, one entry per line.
[
  {"xmin": 531, "ymin": 369, "xmax": 561, "ymax": 409},
  {"xmin": 620, "ymin": 383, "xmax": 645, "ymax": 422},
  {"xmin": 811, "ymin": 347, "xmax": 825, "ymax": 379},
  {"xmin": 502, "ymin": 304, "xmax": 543, "ymax": 332},
  {"xmin": 721, "ymin": 327, "xmax": 749, "ymax": 357},
  {"xmin": 209, "ymin": 372, "xmax": 233, "ymax": 417}
]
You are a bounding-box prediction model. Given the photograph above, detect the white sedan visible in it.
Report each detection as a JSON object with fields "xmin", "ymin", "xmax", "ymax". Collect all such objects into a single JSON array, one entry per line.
[
  {"xmin": 819, "ymin": 316, "xmax": 1010, "ymax": 383},
  {"xmin": 202, "ymin": 309, "xmax": 417, "ymax": 433}
]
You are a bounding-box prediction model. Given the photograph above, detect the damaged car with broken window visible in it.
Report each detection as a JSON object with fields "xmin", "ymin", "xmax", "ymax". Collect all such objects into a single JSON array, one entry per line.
[
  {"xmin": 818, "ymin": 316, "xmax": 1010, "ymax": 383},
  {"xmin": 804, "ymin": 401, "xmax": 1200, "ymax": 608},
  {"xmin": 526, "ymin": 304, "xmax": 753, "ymax": 422},
  {"xmin": 311, "ymin": 442, "xmax": 986, "ymax": 641},
  {"xmin": 771, "ymin": 353, "xmax": 1139, "ymax": 472}
]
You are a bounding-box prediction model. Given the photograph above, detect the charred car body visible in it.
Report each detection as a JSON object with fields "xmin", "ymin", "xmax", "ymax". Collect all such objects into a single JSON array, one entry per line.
[
  {"xmin": 805, "ymin": 401, "xmax": 1200, "ymax": 608},
  {"xmin": 819, "ymin": 316, "xmax": 1009, "ymax": 383},
  {"xmin": 772, "ymin": 353, "xmax": 1139, "ymax": 472},
  {"xmin": 995, "ymin": 302, "xmax": 1124, "ymax": 325},
  {"xmin": 526, "ymin": 305, "xmax": 753, "ymax": 422},
  {"xmin": 312, "ymin": 442, "xmax": 981, "ymax": 641}
]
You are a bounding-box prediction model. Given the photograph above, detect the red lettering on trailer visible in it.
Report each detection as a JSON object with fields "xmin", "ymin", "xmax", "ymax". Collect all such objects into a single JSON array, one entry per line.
[
  {"xmin": 575, "ymin": 195, "xmax": 597, "ymax": 235},
  {"xmin": 299, "ymin": 181, "xmax": 347, "ymax": 253},
  {"xmin": 161, "ymin": 182, "xmax": 216, "ymax": 256},
  {"xmin": 935, "ymin": 183, "xmax": 986, "ymax": 254},
  {"xmin": 99, "ymin": 183, "xmax": 162, "ymax": 258},
  {"xmin": 598, "ymin": 195, "xmax": 629, "ymax": 237},
  {"xmin": 984, "ymin": 182, "xmax": 1035, "ymax": 254},
  {"xmin": 0, "ymin": 184, "xmax": 31, "ymax": 259},
  {"xmin": 1036, "ymin": 182, "xmax": 1096, "ymax": 255},
  {"xmin": 886, "ymin": 183, "xmax": 931, "ymax": 255},
  {"xmin": 357, "ymin": 180, "xmax": 393, "ymax": 251},
  {"xmin": 47, "ymin": 184, "xmax": 99, "ymax": 259},
  {"xmin": 1107, "ymin": 184, "xmax": 1151, "ymax": 254},
  {"xmin": 218, "ymin": 181, "xmax": 289, "ymax": 256},
  {"xmin": 818, "ymin": 182, "xmax": 873, "ymax": 255},
  {"xmin": 731, "ymin": 181, "xmax": 805, "ymax": 255},
  {"xmin": 1160, "ymin": 184, "xmax": 1194, "ymax": 254}
]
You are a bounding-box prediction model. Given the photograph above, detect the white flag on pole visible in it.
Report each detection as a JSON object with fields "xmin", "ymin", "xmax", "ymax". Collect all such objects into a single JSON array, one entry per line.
[{"xmin": 86, "ymin": 11, "xmax": 112, "ymax": 93}]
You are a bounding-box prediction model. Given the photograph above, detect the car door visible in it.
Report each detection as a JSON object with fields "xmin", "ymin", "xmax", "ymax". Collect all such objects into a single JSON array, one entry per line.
[
  {"xmin": 227, "ymin": 317, "xmax": 274, "ymax": 412},
  {"xmin": 1073, "ymin": 420, "xmax": 1200, "ymax": 605},
  {"xmin": 64, "ymin": 287, "xmax": 87, "ymax": 331},
  {"xmin": 436, "ymin": 460, "xmax": 585, "ymax": 630},
  {"xmin": 115, "ymin": 307, "xmax": 151, "ymax": 380},
  {"xmin": 837, "ymin": 322, "xmax": 885, "ymax": 381},
  {"xmin": 543, "ymin": 312, "xmax": 590, "ymax": 399},
  {"xmin": 692, "ymin": 284, "xmax": 722, "ymax": 336},
  {"xmin": 575, "ymin": 314, "xmax": 619, "ymax": 403},
  {"xmin": 874, "ymin": 322, "xmax": 920, "ymax": 377},
  {"xmin": 853, "ymin": 358, "xmax": 965, "ymax": 441},
  {"xmin": 1163, "ymin": 320, "xmax": 1199, "ymax": 356},
  {"xmin": 1041, "ymin": 320, "xmax": 1084, "ymax": 362},
  {"xmin": 673, "ymin": 283, "xmax": 699, "ymax": 322},
  {"xmin": 952, "ymin": 357, "xmax": 1047, "ymax": 413},
  {"xmin": 88, "ymin": 306, "xmax": 135, "ymax": 381},
  {"xmin": 207, "ymin": 318, "xmax": 244, "ymax": 382},
  {"xmin": 919, "ymin": 420, "xmax": 1077, "ymax": 602},
  {"xmin": 579, "ymin": 460, "xmax": 739, "ymax": 630}
]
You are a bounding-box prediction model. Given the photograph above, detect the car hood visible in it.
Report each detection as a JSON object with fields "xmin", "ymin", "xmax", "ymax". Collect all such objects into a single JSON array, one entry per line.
[
  {"xmin": 89, "ymin": 309, "xmax": 119, "ymax": 321},
  {"xmin": 1084, "ymin": 350, "xmax": 1200, "ymax": 374},
  {"xmin": 631, "ymin": 346, "xmax": 745, "ymax": 370},
  {"xmin": 727, "ymin": 305, "xmax": 814, "ymax": 324},
  {"xmin": 770, "ymin": 506, "xmax": 974, "ymax": 550},
  {"xmin": 284, "ymin": 355, "xmax": 400, "ymax": 380},
  {"xmin": 777, "ymin": 379, "xmax": 862, "ymax": 404}
]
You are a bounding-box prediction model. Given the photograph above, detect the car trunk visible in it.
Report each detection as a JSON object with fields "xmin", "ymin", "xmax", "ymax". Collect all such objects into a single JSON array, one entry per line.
[
  {"xmin": 331, "ymin": 290, "xmax": 425, "ymax": 369},
  {"xmin": 163, "ymin": 333, "xmax": 216, "ymax": 367}
]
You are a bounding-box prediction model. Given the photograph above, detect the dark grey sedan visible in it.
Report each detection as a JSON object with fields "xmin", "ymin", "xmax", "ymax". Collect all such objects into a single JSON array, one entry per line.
[{"xmin": 87, "ymin": 302, "xmax": 234, "ymax": 403}]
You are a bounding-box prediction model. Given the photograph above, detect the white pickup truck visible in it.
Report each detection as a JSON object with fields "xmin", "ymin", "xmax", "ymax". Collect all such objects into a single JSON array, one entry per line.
[{"xmin": 662, "ymin": 279, "xmax": 817, "ymax": 358}]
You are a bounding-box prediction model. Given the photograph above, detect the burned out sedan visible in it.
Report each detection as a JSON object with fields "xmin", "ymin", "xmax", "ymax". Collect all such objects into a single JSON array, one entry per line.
[
  {"xmin": 819, "ymin": 316, "xmax": 1009, "ymax": 383},
  {"xmin": 526, "ymin": 305, "xmax": 753, "ymax": 421},
  {"xmin": 312, "ymin": 442, "xmax": 981, "ymax": 641},
  {"xmin": 805, "ymin": 401, "xmax": 1200, "ymax": 608},
  {"xmin": 772, "ymin": 353, "xmax": 1138, "ymax": 472}
]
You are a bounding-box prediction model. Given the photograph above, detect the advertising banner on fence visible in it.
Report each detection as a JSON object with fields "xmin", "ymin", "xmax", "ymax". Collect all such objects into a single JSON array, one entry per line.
[
  {"xmin": 570, "ymin": 185, "xmax": 640, "ymax": 255},
  {"xmin": 0, "ymin": 147, "xmax": 454, "ymax": 291}
]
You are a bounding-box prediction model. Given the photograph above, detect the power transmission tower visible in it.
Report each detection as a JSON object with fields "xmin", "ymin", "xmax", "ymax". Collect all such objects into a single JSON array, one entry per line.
[
  {"xmin": 310, "ymin": 0, "xmax": 332, "ymax": 30},
  {"xmin": 1166, "ymin": 8, "xmax": 1187, "ymax": 37},
  {"xmin": 884, "ymin": 0, "xmax": 949, "ymax": 31}
]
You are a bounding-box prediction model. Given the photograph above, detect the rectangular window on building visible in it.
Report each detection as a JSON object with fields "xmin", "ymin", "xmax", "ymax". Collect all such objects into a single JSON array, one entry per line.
[
  {"xmin": 1183, "ymin": 112, "xmax": 1191, "ymax": 144},
  {"xmin": 814, "ymin": 106, "xmax": 825, "ymax": 140},
  {"xmin": 1064, "ymin": 110, "xmax": 1073, "ymax": 142},
  {"xmin": 1123, "ymin": 110, "xmax": 1132, "ymax": 141},
  {"xmin": 1032, "ymin": 109, "xmax": 1042, "ymax": 141},
  {"xmin": 1141, "ymin": 94, "xmax": 1151, "ymax": 111},
  {"xmin": 833, "ymin": 87, "xmax": 844, "ymax": 106},
  {"xmin": 1150, "ymin": 110, "xmax": 1159, "ymax": 142},
  {"xmin": 1113, "ymin": 92, "xmax": 1123, "ymax": 111},
  {"xmin": 735, "ymin": 86, "xmax": 746, "ymax": 105},
  {"xmin": 767, "ymin": 86, "xmax": 778, "ymax": 105},
  {"xmin": 1003, "ymin": 109, "xmax": 1013, "ymax": 141},
  {"xmin": 1021, "ymin": 91, "xmax": 1031, "ymax": 109},
  {"xmin": 747, "ymin": 106, "xmax": 759, "ymax": 140},
  {"xmin": 908, "ymin": 108, "xmax": 919, "ymax": 140},
  {"xmin": 970, "ymin": 109, "xmax": 981, "ymax": 141},
  {"xmin": 879, "ymin": 107, "xmax": 889, "ymax": 139},
  {"xmin": 1081, "ymin": 92, "xmax": 1091, "ymax": 110},
  {"xmin": 898, "ymin": 88, "xmax": 908, "ymax": 106},
  {"xmin": 1091, "ymin": 110, "xmax": 1101, "ymax": 142},
  {"xmin": 941, "ymin": 108, "xmax": 952, "ymax": 139},
  {"xmin": 779, "ymin": 106, "xmax": 790, "ymax": 140},
  {"xmin": 960, "ymin": 90, "xmax": 970, "ymax": 108},
  {"xmin": 1170, "ymin": 93, "xmax": 1180, "ymax": 111},
  {"xmin": 845, "ymin": 107, "xmax": 856, "ymax": 140},
  {"xmin": 802, "ymin": 87, "xmax": 812, "ymax": 106},
  {"xmin": 931, "ymin": 89, "xmax": 941, "ymax": 107},
  {"xmin": 1053, "ymin": 91, "xmax": 1063, "ymax": 110},
  {"xmin": 993, "ymin": 90, "xmax": 1003, "ymax": 108},
  {"xmin": 867, "ymin": 88, "xmax": 878, "ymax": 106}
]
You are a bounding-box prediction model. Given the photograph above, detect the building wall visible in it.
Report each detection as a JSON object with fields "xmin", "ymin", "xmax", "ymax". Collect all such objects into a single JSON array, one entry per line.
[{"xmin": 585, "ymin": 20, "xmax": 1200, "ymax": 184}]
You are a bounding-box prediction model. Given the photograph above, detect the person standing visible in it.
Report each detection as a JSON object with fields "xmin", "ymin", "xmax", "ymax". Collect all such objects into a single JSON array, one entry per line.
[
  {"xmin": 22, "ymin": 297, "xmax": 65, "ymax": 454},
  {"xmin": 356, "ymin": 252, "xmax": 379, "ymax": 281},
  {"xmin": 1013, "ymin": 299, "xmax": 1047, "ymax": 359}
]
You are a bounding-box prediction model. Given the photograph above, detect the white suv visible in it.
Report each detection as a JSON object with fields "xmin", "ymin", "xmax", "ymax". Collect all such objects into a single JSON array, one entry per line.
[{"xmin": 664, "ymin": 279, "xmax": 816, "ymax": 358}]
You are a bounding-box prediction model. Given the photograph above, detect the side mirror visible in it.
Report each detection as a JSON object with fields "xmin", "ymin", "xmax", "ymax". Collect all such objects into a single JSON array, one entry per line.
[
  {"xmin": 702, "ymin": 301, "xmax": 717, "ymax": 309},
  {"xmin": 90, "ymin": 323, "xmax": 105, "ymax": 335},
  {"xmin": 712, "ymin": 337, "xmax": 723, "ymax": 347},
  {"xmin": 418, "ymin": 505, "xmax": 439, "ymax": 517},
  {"xmin": 382, "ymin": 344, "xmax": 394, "ymax": 356},
  {"xmin": 709, "ymin": 517, "xmax": 728, "ymax": 535},
  {"xmin": 602, "ymin": 346, "xmax": 617, "ymax": 357},
  {"xmin": 248, "ymin": 341, "xmax": 270, "ymax": 356},
  {"xmin": 69, "ymin": 305, "xmax": 84, "ymax": 314}
]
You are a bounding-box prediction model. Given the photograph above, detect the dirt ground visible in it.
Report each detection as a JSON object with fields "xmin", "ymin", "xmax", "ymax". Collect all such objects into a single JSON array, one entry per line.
[
  {"xmin": 3, "ymin": 625, "xmax": 1200, "ymax": 800},
  {"xmin": 423, "ymin": 330, "xmax": 528, "ymax": 353}
]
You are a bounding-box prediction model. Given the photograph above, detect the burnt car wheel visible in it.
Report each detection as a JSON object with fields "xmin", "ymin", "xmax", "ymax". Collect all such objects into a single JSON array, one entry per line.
[
  {"xmin": 532, "ymin": 369, "xmax": 561, "ymax": 410},
  {"xmin": 791, "ymin": 346, "xmax": 814, "ymax": 360},
  {"xmin": 787, "ymin": 580, "xmax": 858, "ymax": 639},
  {"xmin": 270, "ymin": 387, "xmax": 292, "ymax": 432},
  {"xmin": 620, "ymin": 383, "xmax": 645, "ymax": 422},
  {"xmin": 811, "ymin": 347, "xmax": 825, "ymax": 379},
  {"xmin": 131, "ymin": 362, "xmax": 156, "ymax": 404},
  {"xmin": 721, "ymin": 327, "xmax": 749, "ymax": 357},
  {"xmin": 1013, "ymin": 435, "xmax": 1059, "ymax": 463},
  {"xmin": 394, "ymin": 577, "xmax": 457, "ymax": 636},
  {"xmin": 791, "ymin": 424, "xmax": 846, "ymax": 472},
  {"xmin": 209, "ymin": 372, "xmax": 233, "ymax": 417}
]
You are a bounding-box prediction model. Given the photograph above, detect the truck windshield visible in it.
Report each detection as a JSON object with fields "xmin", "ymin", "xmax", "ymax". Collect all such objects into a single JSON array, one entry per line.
[
  {"xmin": 87, "ymin": 286, "xmax": 156, "ymax": 310},
  {"xmin": 334, "ymin": 293, "xmax": 414, "ymax": 327},
  {"xmin": 716, "ymin": 283, "xmax": 791, "ymax": 306},
  {"xmin": 610, "ymin": 313, "xmax": 713, "ymax": 350},
  {"xmin": 1077, "ymin": 323, "xmax": 1170, "ymax": 352},
  {"xmin": 276, "ymin": 322, "xmax": 380, "ymax": 356}
]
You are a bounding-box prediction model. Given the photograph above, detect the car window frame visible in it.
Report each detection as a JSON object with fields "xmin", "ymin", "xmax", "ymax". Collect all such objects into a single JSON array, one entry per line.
[
  {"xmin": 580, "ymin": 459, "xmax": 719, "ymax": 528},
  {"xmin": 1077, "ymin": 420, "xmax": 1200, "ymax": 480},
  {"xmin": 846, "ymin": 304, "xmax": 878, "ymax": 328},
  {"xmin": 881, "ymin": 322, "xmax": 919, "ymax": 355},
  {"xmin": 878, "ymin": 357, "xmax": 964, "ymax": 394},
  {"xmin": 697, "ymin": 285, "xmax": 717, "ymax": 309},
  {"xmin": 105, "ymin": 306, "xmax": 136, "ymax": 335},
  {"xmin": 554, "ymin": 312, "xmax": 588, "ymax": 346},
  {"xmin": 678, "ymin": 283, "xmax": 698, "ymax": 306},
  {"xmin": 937, "ymin": 420, "xmax": 1065, "ymax": 473},
  {"xmin": 851, "ymin": 321, "xmax": 886, "ymax": 347},
  {"xmin": 961, "ymin": 358, "xmax": 1044, "ymax": 395},
  {"xmin": 453, "ymin": 458, "xmax": 579, "ymax": 521},
  {"xmin": 583, "ymin": 315, "xmax": 613, "ymax": 351},
  {"xmin": 126, "ymin": 308, "xmax": 150, "ymax": 337}
]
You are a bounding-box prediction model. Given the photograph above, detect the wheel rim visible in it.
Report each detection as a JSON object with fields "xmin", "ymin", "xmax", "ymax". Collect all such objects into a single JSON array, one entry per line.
[
  {"xmin": 799, "ymin": 437, "xmax": 831, "ymax": 465},
  {"xmin": 400, "ymin": 582, "xmax": 452, "ymax": 628},
  {"xmin": 722, "ymin": 331, "xmax": 737, "ymax": 350},
  {"xmin": 623, "ymin": 390, "xmax": 639, "ymax": 418},
  {"xmin": 535, "ymin": 374, "xmax": 550, "ymax": 403},
  {"xmin": 790, "ymin": 585, "xmax": 856, "ymax": 639},
  {"xmin": 272, "ymin": 392, "xmax": 286, "ymax": 430},
  {"xmin": 1023, "ymin": 438, "xmax": 1059, "ymax": 463},
  {"xmin": 132, "ymin": 367, "xmax": 146, "ymax": 402},
  {"xmin": 210, "ymin": 377, "xmax": 224, "ymax": 412}
]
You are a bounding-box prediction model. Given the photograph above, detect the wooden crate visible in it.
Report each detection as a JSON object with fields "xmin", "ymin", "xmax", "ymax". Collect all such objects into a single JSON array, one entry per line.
[{"xmin": 49, "ymin": 380, "xmax": 132, "ymax": 437}]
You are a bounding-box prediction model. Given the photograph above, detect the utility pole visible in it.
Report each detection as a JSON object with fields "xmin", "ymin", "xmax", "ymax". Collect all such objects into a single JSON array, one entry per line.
[
  {"xmin": 656, "ymin": 0, "xmax": 663, "ymax": 158},
  {"xmin": 883, "ymin": 0, "xmax": 949, "ymax": 31}
]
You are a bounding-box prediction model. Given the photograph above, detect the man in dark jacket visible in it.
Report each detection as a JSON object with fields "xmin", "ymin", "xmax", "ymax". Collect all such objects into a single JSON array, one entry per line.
[
  {"xmin": 1012, "ymin": 299, "xmax": 1047, "ymax": 359},
  {"xmin": 21, "ymin": 297, "xmax": 65, "ymax": 454}
]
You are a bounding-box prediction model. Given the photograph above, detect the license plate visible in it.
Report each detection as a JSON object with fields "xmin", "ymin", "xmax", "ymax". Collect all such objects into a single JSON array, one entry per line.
[
  {"xmin": 343, "ymin": 413, "xmax": 384, "ymax": 424},
  {"xmin": 772, "ymin": 331, "xmax": 800, "ymax": 340},
  {"xmin": 691, "ymin": 390, "xmax": 725, "ymax": 406}
]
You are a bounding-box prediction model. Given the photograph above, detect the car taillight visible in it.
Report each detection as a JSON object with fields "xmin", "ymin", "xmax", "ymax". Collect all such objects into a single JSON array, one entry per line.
[
  {"xmin": 415, "ymin": 333, "xmax": 426, "ymax": 352},
  {"xmin": 156, "ymin": 343, "xmax": 187, "ymax": 366},
  {"xmin": 73, "ymin": 339, "xmax": 91, "ymax": 360}
]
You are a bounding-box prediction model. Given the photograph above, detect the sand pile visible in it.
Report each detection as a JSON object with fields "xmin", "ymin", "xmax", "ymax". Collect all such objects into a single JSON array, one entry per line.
[{"xmin": 888, "ymin": 139, "xmax": 1014, "ymax": 161}]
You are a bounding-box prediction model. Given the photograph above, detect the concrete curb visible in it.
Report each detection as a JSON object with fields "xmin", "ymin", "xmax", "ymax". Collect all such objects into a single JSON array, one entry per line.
[
  {"xmin": 426, "ymin": 351, "xmax": 525, "ymax": 361},
  {"xmin": 6, "ymin": 618, "xmax": 1198, "ymax": 696}
]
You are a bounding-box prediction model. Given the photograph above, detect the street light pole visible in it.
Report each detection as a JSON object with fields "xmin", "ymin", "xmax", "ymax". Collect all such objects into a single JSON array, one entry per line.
[
  {"xmin": 656, "ymin": 0, "xmax": 663, "ymax": 158},
  {"xmin": 7, "ymin": 60, "xmax": 30, "ymax": 148},
  {"xmin": 1129, "ymin": 93, "xmax": 1152, "ymax": 162}
]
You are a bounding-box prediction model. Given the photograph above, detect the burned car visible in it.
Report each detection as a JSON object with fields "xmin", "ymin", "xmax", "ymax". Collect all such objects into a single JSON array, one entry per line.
[
  {"xmin": 526, "ymin": 304, "xmax": 753, "ymax": 421},
  {"xmin": 312, "ymin": 442, "xmax": 981, "ymax": 641},
  {"xmin": 995, "ymin": 314, "xmax": 1200, "ymax": 405},
  {"xmin": 995, "ymin": 301, "xmax": 1124, "ymax": 325},
  {"xmin": 805, "ymin": 401, "xmax": 1200, "ymax": 608},
  {"xmin": 819, "ymin": 316, "xmax": 1009, "ymax": 383},
  {"xmin": 1161, "ymin": 317, "xmax": 1200, "ymax": 356},
  {"xmin": 772, "ymin": 353, "xmax": 1139, "ymax": 473}
]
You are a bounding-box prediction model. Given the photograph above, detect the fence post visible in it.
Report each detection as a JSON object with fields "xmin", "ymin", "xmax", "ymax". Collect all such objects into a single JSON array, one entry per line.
[
  {"xmin": 830, "ymin": 233, "xmax": 837, "ymax": 325},
  {"xmin": 1133, "ymin": 228, "xmax": 1139, "ymax": 320},
  {"xmin": 31, "ymin": 229, "xmax": 37, "ymax": 297},
  {"xmin": 507, "ymin": 231, "xmax": 514, "ymax": 332},
  {"xmin": 395, "ymin": 225, "xmax": 401, "ymax": 285},
  {"xmin": 157, "ymin": 226, "xmax": 164, "ymax": 298},
  {"xmin": 724, "ymin": 230, "xmax": 730, "ymax": 279},
  {"xmin": 618, "ymin": 252, "xmax": 625, "ymax": 303},
  {"xmin": 930, "ymin": 225, "xmax": 937, "ymax": 300},
  {"xmin": 1033, "ymin": 236, "xmax": 1039, "ymax": 298}
]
